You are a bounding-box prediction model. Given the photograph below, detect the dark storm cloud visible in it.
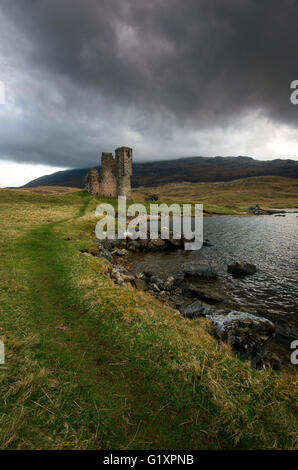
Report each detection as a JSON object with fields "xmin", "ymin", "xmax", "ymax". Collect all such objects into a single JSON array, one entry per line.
[{"xmin": 0, "ymin": 0, "xmax": 298, "ymax": 167}]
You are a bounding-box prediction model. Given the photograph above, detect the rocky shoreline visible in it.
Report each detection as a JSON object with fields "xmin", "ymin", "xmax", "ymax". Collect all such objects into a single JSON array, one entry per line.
[
  {"xmin": 81, "ymin": 233, "xmax": 295, "ymax": 371},
  {"xmin": 249, "ymin": 204, "xmax": 298, "ymax": 216}
]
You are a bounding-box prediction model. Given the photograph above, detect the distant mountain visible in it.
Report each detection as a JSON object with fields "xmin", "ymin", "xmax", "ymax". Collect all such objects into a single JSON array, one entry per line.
[{"xmin": 23, "ymin": 156, "xmax": 298, "ymax": 188}]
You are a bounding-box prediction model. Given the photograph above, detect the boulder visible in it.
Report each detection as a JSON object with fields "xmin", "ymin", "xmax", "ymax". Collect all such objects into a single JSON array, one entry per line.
[
  {"xmin": 163, "ymin": 276, "xmax": 176, "ymax": 291},
  {"xmin": 152, "ymin": 283, "xmax": 160, "ymax": 292},
  {"xmin": 174, "ymin": 287, "xmax": 183, "ymax": 295},
  {"xmin": 183, "ymin": 262, "xmax": 218, "ymax": 279},
  {"xmin": 249, "ymin": 204, "xmax": 271, "ymax": 215},
  {"xmin": 147, "ymin": 239, "xmax": 167, "ymax": 251},
  {"xmin": 254, "ymin": 351, "xmax": 282, "ymax": 370},
  {"xmin": 187, "ymin": 284, "xmax": 225, "ymax": 303},
  {"xmin": 206, "ymin": 311, "xmax": 275, "ymax": 365},
  {"xmin": 100, "ymin": 239, "xmax": 116, "ymax": 250},
  {"xmin": 249, "ymin": 204, "xmax": 286, "ymax": 216},
  {"xmin": 138, "ymin": 239, "xmax": 149, "ymax": 249},
  {"xmin": 113, "ymin": 248, "xmax": 129, "ymax": 257},
  {"xmin": 227, "ymin": 261, "xmax": 257, "ymax": 275},
  {"xmin": 114, "ymin": 271, "xmax": 125, "ymax": 285},
  {"xmin": 127, "ymin": 241, "xmax": 140, "ymax": 252},
  {"xmin": 97, "ymin": 248, "xmax": 114, "ymax": 263},
  {"xmin": 166, "ymin": 237, "xmax": 183, "ymax": 249},
  {"xmin": 182, "ymin": 301, "xmax": 215, "ymax": 319},
  {"xmin": 143, "ymin": 269, "xmax": 153, "ymax": 278},
  {"xmin": 150, "ymin": 276, "xmax": 166, "ymax": 290},
  {"xmin": 132, "ymin": 278, "xmax": 148, "ymax": 291}
]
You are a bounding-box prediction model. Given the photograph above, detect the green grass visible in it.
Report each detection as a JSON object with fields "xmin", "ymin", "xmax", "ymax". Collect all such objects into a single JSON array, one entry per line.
[{"xmin": 0, "ymin": 188, "xmax": 297, "ymax": 449}]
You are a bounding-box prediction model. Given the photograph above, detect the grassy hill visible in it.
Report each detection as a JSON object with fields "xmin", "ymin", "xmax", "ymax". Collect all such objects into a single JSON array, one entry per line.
[
  {"xmin": 0, "ymin": 186, "xmax": 297, "ymax": 449},
  {"xmin": 133, "ymin": 176, "xmax": 298, "ymax": 214},
  {"xmin": 22, "ymin": 156, "xmax": 298, "ymax": 189}
]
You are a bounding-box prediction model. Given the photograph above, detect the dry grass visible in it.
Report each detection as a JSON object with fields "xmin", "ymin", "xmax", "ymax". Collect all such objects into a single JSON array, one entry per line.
[
  {"xmin": 133, "ymin": 176, "xmax": 298, "ymax": 213},
  {"xmin": 21, "ymin": 186, "xmax": 81, "ymax": 194}
]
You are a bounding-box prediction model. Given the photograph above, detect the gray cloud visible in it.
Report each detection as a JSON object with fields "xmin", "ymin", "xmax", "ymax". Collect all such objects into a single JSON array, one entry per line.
[{"xmin": 0, "ymin": 0, "xmax": 298, "ymax": 168}]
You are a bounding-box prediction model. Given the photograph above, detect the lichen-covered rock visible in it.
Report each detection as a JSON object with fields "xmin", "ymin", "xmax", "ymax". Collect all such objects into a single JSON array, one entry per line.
[
  {"xmin": 206, "ymin": 311, "xmax": 275, "ymax": 365},
  {"xmin": 227, "ymin": 261, "xmax": 257, "ymax": 275}
]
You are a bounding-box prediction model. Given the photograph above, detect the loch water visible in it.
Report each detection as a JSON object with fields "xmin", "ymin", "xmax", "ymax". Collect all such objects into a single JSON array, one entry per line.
[{"xmin": 131, "ymin": 212, "xmax": 298, "ymax": 347}]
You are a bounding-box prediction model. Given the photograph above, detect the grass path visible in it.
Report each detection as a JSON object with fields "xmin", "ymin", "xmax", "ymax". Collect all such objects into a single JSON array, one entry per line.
[
  {"xmin": 0, "ymin": 192, "xmax": 215, "ymax": 449},
  {"xmin": 0, "ymin": 189, "xmax": 296, "ymax": 449}
]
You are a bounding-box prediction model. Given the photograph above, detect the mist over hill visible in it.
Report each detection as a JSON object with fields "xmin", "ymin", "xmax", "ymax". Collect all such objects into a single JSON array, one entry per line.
[{"xmin": 22, "ymin": 156, "xmax": 298, "ymax": 189}]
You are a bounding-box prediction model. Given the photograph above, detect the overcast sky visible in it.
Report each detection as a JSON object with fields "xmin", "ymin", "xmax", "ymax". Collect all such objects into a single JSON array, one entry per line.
[{"xmin": 1, "ymin": 0, "xmax": 298, "ymax": 187}]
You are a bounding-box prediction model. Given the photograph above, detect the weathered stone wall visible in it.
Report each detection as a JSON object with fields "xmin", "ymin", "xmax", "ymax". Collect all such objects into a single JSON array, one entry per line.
[
  {"xmin": 86, "ymin": 146, "xmax": 133, "ymax": 198},
  {"xmin": 85, "ymin": 167, "xmax": 100, "ymax": 196},
  {"xmin": 115, "ymin": 146, "xmax": 133, "ymax": 198},
  {"xmin": 101, "ymin": 152, "xmax": 117, "ymax": 198}
]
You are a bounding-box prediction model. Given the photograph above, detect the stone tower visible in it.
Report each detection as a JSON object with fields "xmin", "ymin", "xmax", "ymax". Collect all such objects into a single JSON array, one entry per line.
[
  {"xmin": 115, "ymin": 146, "xmax": 133, "ymax": 198},
  {"xmin": 85, "ymin": 167, "xmax": 100, "ymax": 196},
  {"xmin": 86, "ymin": 146, "xmax": 133, "ymax": 199},
  {"xmin": 101, "ymin": 152, "xmax": 117, "ymax": 198}
]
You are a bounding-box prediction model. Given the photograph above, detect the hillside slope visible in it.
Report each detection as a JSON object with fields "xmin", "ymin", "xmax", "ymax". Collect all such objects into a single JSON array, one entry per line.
[
  {"xmin": 22, "ymin": 156, "xmax": 298, "ymax": 189},
  {"xmin": 133, "ymin": 176, "xmax": 298, "ymax": 211}
]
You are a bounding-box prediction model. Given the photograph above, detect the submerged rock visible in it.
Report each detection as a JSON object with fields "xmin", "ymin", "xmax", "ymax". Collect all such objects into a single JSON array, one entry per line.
[
  {"xmin": 187, "ymin": 284, "xmax": 225, "ymax": 303},
  {"xmin": 227, "ymin": 261, "xmax": 257, "ymax": 275},
  {"xmin": 183, "ymin": 262, "xmax": 218, "ymax": 279}
]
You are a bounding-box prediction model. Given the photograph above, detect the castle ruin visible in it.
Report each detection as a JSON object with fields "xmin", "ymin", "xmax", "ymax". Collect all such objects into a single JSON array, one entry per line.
[{"xmin": 85, "ymin": 146, "xmax": 133, "ymax": 199}]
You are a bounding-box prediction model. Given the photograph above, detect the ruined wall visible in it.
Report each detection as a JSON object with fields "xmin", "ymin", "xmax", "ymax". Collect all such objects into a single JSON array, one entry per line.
[
  {"xmin": 115, "ymin": 146, "xmax": 133, "ymax": 198},
  {"xmin": 85, "ymin": 167, "xmax": 100, "ymax": 196},
  {"xmin": 101, "ymin": 152, "xmax": 117, "ymax": 198},
  {"xmin": 86, "ymin": 146, "xmax": 133, "ymax": 199}
]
